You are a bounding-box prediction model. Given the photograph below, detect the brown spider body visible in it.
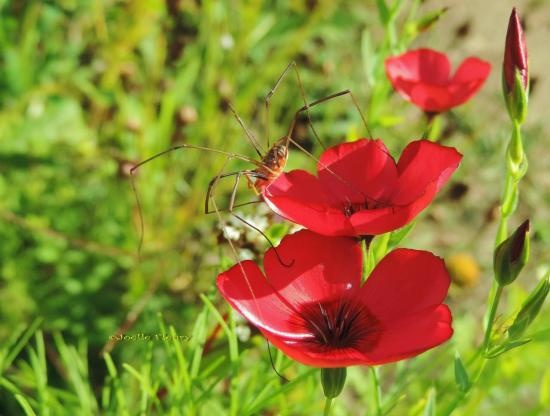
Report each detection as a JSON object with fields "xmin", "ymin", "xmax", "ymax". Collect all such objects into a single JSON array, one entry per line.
[{"xmin": 250, "ymin": 137, "xmax": 289, "ymax": 193}]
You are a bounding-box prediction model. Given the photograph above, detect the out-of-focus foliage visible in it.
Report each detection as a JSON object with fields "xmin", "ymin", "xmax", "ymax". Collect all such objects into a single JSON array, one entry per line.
[{"xmin": 0, "ymin": 0, "xmax": 549, "ymax": 415}]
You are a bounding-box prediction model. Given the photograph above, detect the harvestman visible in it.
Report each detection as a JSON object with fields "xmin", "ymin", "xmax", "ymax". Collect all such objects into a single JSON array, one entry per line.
[
  {"xmin": 130, "ymin": 62, "xmax": 378, "ymax": 260},
  {"xmin": 129, "ymin": 62, "xmax": 382, "ymax": 378}
]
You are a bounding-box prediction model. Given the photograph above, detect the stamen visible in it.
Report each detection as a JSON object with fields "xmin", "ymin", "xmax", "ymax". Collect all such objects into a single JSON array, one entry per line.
[{"xmin": 291, "ymin": 296, "xmax": 380, "ymax": 350}]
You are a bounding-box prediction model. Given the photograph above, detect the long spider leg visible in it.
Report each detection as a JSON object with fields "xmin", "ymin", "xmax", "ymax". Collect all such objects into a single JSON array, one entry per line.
[
  {"xmin": 205, "ymin": 169, "xmax": 295, "ymax": 268},
  {"xmin": 232, "ymin": 213, "xmax": 295, "ymax": 268},
  {"xmin": 289, "ymin": 135, "xmax": 390, "ymax": 209},
  {"xmin": 228, "ymin": 103, "xmax": 265, "ymax": 158},
  {"xmin": 130, "ymin": 144, "xmax": 263, "ymax": 258},
  {"xmin": 264, "ymin": 61, "xmax": 325, "ymax": 150},
  {"xmin": 347, "ymin": 89, "xmax": 373, "ymax": 140},
  {"xmin": 205, "ymin": 168, "xmax": 317, "ymax": 365},
  {"xmin": 265, "ymin": 61, "xmax": 295, "ymax": 149},
  {"xmin": 266, "ymin": 338, "xmax": 289, "ymax": 384},
  {"xmin": 130, "ymin": 144, "xmax": 262, "ymax": 174},
  {"xmin": 130, "ymin": 173, "xmax": 146, "ymax": 258},
  {"xmin": 283, "ymin": 91, "xmax": 393, "ymax": 208},
  {"xmin": 204, "ymin": 169, "xmax": 256, "ymax": 215},
  {"xmin": 287, "ymin": 89, "xmax": 375, "ymax": 141}
]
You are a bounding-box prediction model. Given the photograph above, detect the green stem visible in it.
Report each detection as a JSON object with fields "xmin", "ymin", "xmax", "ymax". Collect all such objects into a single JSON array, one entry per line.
[
  {"xmin": 323, "ymin": 398, "xmax": 333, "ymax": 416},
  {"xmin": 370, "ymin": 366, "xmax": 382, "ymax": 416},
  {"xmin": 228, "ymin": 309, "xmax": 240, "ymax": 416},
  {"xmin": 362, "ymin": 238, "xmax": 372, "ymax": 282},
  {"xmin": 482, "ymin": 285, "xmax": 503, "ymax": 353},
  {"xmin": 508, "ymin": 120, "xmax": 523, "ymax": 166},
  {"xmin": 472, "ymin": 357, "xmax": 488, "ymax": 384},
  {"xmin": 423, "ymin": 112, "xmax": 441, "ymax": 141}
]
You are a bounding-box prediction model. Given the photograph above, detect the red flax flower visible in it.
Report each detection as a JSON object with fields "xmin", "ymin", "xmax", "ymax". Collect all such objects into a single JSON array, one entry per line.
[
  {"xmin": 217, "ymin": 230, "xmax": 453, "ymax": 367},
  {"xmin": 262, "ymin": 138, "xmax": 462, "ymax": 237},
  {"xmin": 385, "ymin": 48, "xmax": 491, "ymax": 113}
]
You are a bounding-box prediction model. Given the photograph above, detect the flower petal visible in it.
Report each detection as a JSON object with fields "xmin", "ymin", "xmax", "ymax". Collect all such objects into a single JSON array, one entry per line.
[
  {"xmin": 217, "ymin": 260, "xmax": 310, "ymax": 339},
  {"xmin": 408, "ymin": 83, "xmax": 454, "ymax": 112},
  {"xmin": 385, "ymin": 49, "xmax": 451, "ymax": 87},
  {"xmin": 262, "ymin": 229, "xmax": 363, "ymax": 304},
  {"xmin": 392, "ymin": 140, "xmax": 462, "ymax": 205},
  {"xmin": 449, "ymin": 57, "xmax": 492, "ymax": 106},
  {"xmin": 263, "ymin": 331, "xmax": 374, "ymax": 368},
  {"xmin": 348, "ymin": 189, "xmax": 435, "ymax": 235},
  {"xmin": 360, "ymin": 249, "xmax": 451, "ymax": 322},
  {"xmin": 264, "ymin": 170, "xmax": 355, "ymax": 236},
  {"xmin": 217, "ymin": 230, "xmax": 363, "ymax": 339},
  {"xmin": 263, "ymin": 305, "xmax": 452, "ymax": 367},
  {"xmin": 317, "ymin": 139, "xmax": 398, "ymax": 203},
  {"xmin": 385, "ymin": 49, "xmax": 490, "ymax": 112},
  {"xmin": 357, "ymin": 305, "xmax": 453, "ymax": 364}
]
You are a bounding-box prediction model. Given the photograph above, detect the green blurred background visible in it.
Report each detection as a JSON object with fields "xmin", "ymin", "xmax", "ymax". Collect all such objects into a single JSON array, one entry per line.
[{"xmin": 1, "ymin": 0, "xmax": 549, "ymax": 414}]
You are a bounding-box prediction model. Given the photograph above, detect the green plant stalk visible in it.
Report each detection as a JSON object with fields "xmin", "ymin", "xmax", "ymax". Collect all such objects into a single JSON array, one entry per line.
[
  {"xmin": 446, "ymin": 97, "xmax": 529, "ymax": 416},
  {"xmin": 443, "ymin": 94, "xmax": 528, "ymax": 415},
  {"xmin": 424, "ymin": 113, "xmax": 443, "ymax": 142},
  {"xmin": 481, "ymin": 285, "xmax": 503, "ymax": 353},
  {"xmin": 323, "ymin": 398, "xmax": 333, "ymax": 416},
  {"xmin": 495, "ymin": 120, "xmax": 524, "ymax": 247},
  {"xmin": 370, "ymin": 367, "xmax": 383, "ymax": 416},
  {"xmin": 483, "ymin": 120, "xmax": 526, "ymax": 353},
  {"xmin": 228, "ymin": 309, "xmax": 240, "ymax": 416}
]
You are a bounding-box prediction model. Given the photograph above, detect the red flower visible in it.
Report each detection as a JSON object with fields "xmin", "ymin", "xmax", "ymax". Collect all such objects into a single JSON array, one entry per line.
[
  {"xmin": 262, "ymin": 138, "xmax": 462, "ymax": 237},
  {"xmin": 217, "ymin": 230, "xmax": 453, "ymax": 368},
  {"xmin": 385, "ymin": 48, "xmax": 491, "ymax": 112}
]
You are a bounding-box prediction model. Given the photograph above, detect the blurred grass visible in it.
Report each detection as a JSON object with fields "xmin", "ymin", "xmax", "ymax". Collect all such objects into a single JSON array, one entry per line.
[{"xmin": 1, "ymin": 0, "xmax": 549, "ymax": 414}]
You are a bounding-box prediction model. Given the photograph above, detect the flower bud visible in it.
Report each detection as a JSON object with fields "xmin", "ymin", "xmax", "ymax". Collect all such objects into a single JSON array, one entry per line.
[
  {"xmin": 321, "ymin": 367, "xmax": 347, "ymax": 399},
  {"xmin": 503, "ymin": 8, "xmax": 528, "ymax": 93},
  {"xmin": 494, "ymin": 220, "xmax": 530, "ymax": 286},
  {"xmin": 508, "ymin": 274, "xmax": 550, "ymax": 340},
  {"xmin": 503, "ymin": 8, "xmax": 529, "ymax": 122}
]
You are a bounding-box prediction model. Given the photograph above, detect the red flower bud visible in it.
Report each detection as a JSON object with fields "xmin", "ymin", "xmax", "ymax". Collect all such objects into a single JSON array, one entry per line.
[
  {"xmin": 503, "ymin": 8, "xmax": 528, "ymax": 94},
  {"xmin": 494, "ymin": 219, "xmax": 530, "ymax": 286}
]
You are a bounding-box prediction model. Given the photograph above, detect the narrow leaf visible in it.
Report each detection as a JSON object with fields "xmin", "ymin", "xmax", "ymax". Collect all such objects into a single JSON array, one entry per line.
[{"xmin": 454, "ymin": 351, "xmax": 470, "ymax": 392}]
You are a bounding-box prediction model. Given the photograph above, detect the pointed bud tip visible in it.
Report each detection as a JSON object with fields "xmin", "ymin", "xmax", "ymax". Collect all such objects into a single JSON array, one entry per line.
[
  {"xmin": 511, "ymin": 219, "xmax": 530, "ymax": 263},
  {"xmin": 504, "ymin": 7, "xmax": 528, "ymax": 94},
  {"xmin": 494, "ymin": 220, "xmax": 530, "ymax": 286}
]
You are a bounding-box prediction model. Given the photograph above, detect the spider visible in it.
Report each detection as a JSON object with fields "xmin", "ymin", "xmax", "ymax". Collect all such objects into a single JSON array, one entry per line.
[{"xmin": 130, "ymin": 61, "xmax": 374, "ymax": 262}]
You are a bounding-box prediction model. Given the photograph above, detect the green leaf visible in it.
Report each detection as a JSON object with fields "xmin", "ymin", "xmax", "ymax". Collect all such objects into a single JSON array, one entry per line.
[
  {"xmin": 15, "ymin": 394, "xmax": 37, "ymax": 416},
  {"xmin": 376, "ymin": 0, "xmax": 390, "ymax": 25},
  {"xmin": 372, "ymin": 232, "xmax": 390, "ymax": 264},
  {"xmin": 454, "ymin": 351, "xmax": 470, "ymax": 392},
  {"xmin": 485, "ymin": 339, "xmax": 531, "ymax": 358},
  {"xmin": 0, "ymin": 318, "xmax": 43, "ymax": 375},
  {"xmin": 387, "ymin": 220, "xmax": 416, "ymax": 250},
  {"xmin": 423, "ymin": 387, "xmax": 436, "ymax": 416}
]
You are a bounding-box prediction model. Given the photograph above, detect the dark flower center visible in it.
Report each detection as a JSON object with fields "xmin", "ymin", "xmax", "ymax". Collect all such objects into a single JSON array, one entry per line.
[
  {"xmin": 343, "ymin": 199, "xmax": 390, "ymax": 217},
  {"xmin": 343, "ymin": 201, "xmax": 366, "ymax": 217},
  {"xmin": 293, "ymin": 296, "xmax": 380, "ymax": 350}
]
